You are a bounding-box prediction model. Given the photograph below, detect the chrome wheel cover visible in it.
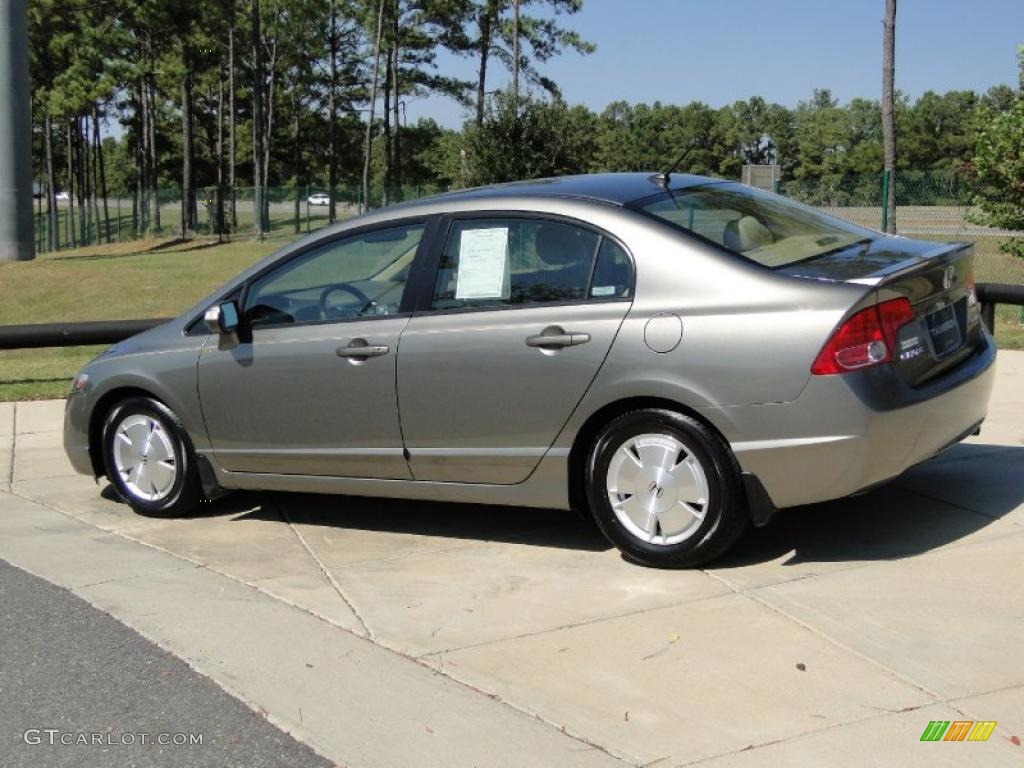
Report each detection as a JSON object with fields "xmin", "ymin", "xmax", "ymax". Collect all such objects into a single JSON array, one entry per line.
[
  {"xmin": 112, "ymin": 414, "xmax": 178, "ymax": 502},
  {"xmin": 606, "ymin": 433, "xmax": 709, "ymax": 546}
]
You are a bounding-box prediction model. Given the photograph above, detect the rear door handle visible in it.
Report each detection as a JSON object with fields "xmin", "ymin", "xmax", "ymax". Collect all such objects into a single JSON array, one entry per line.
[
  {"xmin": 336, "ymin": 340, "xmax": 389, "ymax": 358},
  {"xmin": 525, "ymin": 328, "xmax": 591, "ymax": 349}
]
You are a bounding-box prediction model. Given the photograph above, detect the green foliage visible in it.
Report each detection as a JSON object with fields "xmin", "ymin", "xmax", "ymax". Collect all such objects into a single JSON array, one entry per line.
[
  {"xmin": 463, "ymin": 93, "xmax": 596, "ymax": 184},
  {"xmin": 970, "ymin": 97, "xmax": 1024, "ymax": 259},
  {"xmin": 592, "ymin": 101, "xmax": 738, "ymax": 177}
]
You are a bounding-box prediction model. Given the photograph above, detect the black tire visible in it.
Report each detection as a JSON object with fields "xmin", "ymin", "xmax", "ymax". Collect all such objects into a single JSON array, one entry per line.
[
  {"xmin": 585, "ymin": 408, "xmax": 747, "ymax": 568},
  {"xmin": 102, "ymin": 396, "xmax": 201, "ymax": 517}
]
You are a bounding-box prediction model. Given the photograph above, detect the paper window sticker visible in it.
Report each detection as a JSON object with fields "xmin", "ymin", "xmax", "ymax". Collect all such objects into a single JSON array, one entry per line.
[{"xmin": 455, "ymin": 227, "xmax": 509, "ymax": 299}]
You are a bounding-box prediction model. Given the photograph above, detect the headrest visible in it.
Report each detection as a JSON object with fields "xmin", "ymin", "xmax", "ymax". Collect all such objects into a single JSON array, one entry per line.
[
  {"xmin": 535, "ymin": 224, "xmax": 591, "ymax": 266},
  {"xmin": 723, "ymin": 216, "xmax": 773, "ymax": 253}
]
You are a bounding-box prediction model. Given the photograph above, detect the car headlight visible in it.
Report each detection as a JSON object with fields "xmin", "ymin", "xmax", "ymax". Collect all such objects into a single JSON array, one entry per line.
[{"xmin": 71, "ymin": 373, "xmax": 89, "ymax": 393}]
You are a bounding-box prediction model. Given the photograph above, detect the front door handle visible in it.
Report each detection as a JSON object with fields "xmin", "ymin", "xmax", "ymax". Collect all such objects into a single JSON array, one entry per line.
[
  {"xmin": 336, "ymin": 339, "xmax": 389, "ymax": 359},
  {"xmin": 525, "ymin": 327, "xmax": 591, "ymax": 349}
]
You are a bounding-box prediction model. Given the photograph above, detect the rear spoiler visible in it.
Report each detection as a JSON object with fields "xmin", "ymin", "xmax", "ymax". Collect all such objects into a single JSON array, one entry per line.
[{"xmin": 845, "ymin": 242, "xmax": 972, "ymax": 286}]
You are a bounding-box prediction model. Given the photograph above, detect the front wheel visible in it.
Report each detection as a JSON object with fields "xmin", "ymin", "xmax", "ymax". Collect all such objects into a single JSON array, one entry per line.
[
  {"xmin": 585, "ymin": 409, "xmax": 747, "ymax": 568},
  {"xmin": 102, "ymin": 396, "xmax": 201, "ymax": 517}
]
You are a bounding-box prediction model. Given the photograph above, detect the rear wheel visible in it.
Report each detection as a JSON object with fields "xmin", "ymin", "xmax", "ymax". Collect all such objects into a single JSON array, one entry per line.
[
  {"xmin": 102, "ymin": 396, "xmax": 201, "ymax": 517},
  {"xmin": 585, "ymin": 409, "xmax": 747, "ymax": 568}
]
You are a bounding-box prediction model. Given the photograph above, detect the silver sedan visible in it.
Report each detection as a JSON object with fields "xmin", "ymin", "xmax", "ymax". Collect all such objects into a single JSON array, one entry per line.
[{"xmin": 64, "ymin": 174, "xmax": 996, "ymax": 567}]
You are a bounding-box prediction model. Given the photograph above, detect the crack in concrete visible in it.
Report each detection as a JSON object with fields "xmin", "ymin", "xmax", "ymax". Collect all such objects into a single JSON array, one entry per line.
[
  {"xmin": 423, "ymin": 587, "xmax": 730, "ymax": 659},
  {"xmin": 269, "ymin": 496, "xmax": 374, "ymax": 641},
  {"xmin": 75, "ymin": 563, "xmax": 201, "ymax": 589},
  {"xmin": 6, "ymin": 402, "xmax": 16, "ymax": 489}
]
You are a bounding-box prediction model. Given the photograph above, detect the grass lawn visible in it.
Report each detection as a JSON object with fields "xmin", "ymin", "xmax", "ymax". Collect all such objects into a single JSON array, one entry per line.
[
  {"xmin": 2, "ymin": 229, "xmax": 1022, "ymax": 401},
  {"xmin": 0, "ymin": 234, "xmax": 293, "ymax": 400}
]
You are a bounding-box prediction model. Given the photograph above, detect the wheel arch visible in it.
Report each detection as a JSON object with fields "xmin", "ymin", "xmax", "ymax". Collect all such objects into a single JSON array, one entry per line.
[{"xmin": 566, "ymin": 396, "xmax": 734, "ymax": 514}]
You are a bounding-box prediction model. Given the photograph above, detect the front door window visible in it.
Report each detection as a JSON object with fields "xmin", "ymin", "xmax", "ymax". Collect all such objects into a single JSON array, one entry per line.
[{"xmin": 244, "ymin": 222, "xmax": 425, "ymax": 328}]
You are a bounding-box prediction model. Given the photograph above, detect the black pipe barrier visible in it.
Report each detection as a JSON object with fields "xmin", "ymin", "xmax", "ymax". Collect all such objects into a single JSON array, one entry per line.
[
  {"xmin": 0, "ymin": 283, "xmax": 1021, "ymax": 351},
  {"xmin": 0, "ymin": 318, "xmax": 171, "ymax": 350},
  {"xmin": 977, "ymin": 283, "xmax": 1024, "ymax": 335}
]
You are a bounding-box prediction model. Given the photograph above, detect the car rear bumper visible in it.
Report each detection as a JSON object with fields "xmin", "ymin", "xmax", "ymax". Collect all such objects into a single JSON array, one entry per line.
[{"xmin": 724, "ymin": 334, "xmax": 997, "ymax": 509}]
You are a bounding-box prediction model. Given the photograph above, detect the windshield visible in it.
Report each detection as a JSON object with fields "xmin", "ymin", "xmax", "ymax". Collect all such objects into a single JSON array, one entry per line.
[{"xmin": 631, "ymin": 182, "xmax": 877, "ymax": 268}]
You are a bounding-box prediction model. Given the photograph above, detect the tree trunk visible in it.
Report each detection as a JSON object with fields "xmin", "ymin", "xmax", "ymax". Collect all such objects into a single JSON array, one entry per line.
[
  {"xmin": 251, "ymin": 0, "xmax": 265, "ymax": 235},
  {"xmin": 362, "ymin": 0, "xmax": 386, "ymax": 212},
  {"xmin": 263, "ymin": 37, "xmax": 276, "ymax": 231},
  {"xmin": 43, "ymin": 110, "xmax": 58, "ymax": 251},
  {"xmin": 228, "ymin": 18, "xmax": 236, "ymax": 230},
  {"xmin": 75, "ymin": 117, "xmax": 84, "ymax": 243},
  {"xmin": 147, "ymin": 73, "xmax": 160, "ymax": 233},
  {"xmin": 391, "ymin": 16, "xmax": 401, "ymax": 202},
  {"xmin": 511, "ymin": 0, "xmax": 520, "ymax": 105},
  {"xmin": 135, "ymin": 82, "xmax": 145, "ymax": 235},
  {"xmin": 66, "ymin": 122, "xmax": 75, "ymax": 247},
  {"xmin": 382, "ymin": 49, "xmax": 392, "ymax": 205},
  {"xmin": 475, "ymin": 8, "xmax": 491, "ymax": 126},
  {"xmin": 881, "ymin": 0, "xmax": 897, "ymax": 233},
  {"xmin": 181, "ymin": 49, "xmax": 195, "ymax": 238},
  {"xmin": 92, "ymin": 107, "xmax": 110, "ymax": 243},
  {"xmin": 216, "ymin": 70, "xmax": 225, "ymax": 239},
  {"xmin": 328, "ymin": 0, "xmax": 338, "ymax": 223},
  {"xmin": 76, "ymin": 117, "xmax": 87, "ymax": 244},
  {"xmin": 89, "ymin": 113, "xmax": 101, "ymax": 241},
  {"xmin": 86, "ymin": 114, "xmax": 99, "ymax": 243},
  {"xmin": 293, "ymin": 96, "xmax": 301, "ymax": 234}
]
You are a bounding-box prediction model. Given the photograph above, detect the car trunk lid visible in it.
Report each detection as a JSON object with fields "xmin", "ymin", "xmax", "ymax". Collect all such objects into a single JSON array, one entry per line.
[{"xmin": 781, "ymin": 237, "xmax": 983, "ymax": 386}]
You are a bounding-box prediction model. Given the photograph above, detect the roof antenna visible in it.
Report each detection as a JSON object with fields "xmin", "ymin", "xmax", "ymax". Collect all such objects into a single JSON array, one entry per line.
[{"xmin": 652, "ymin": 143, "xmax": 696, "ymax": 187}]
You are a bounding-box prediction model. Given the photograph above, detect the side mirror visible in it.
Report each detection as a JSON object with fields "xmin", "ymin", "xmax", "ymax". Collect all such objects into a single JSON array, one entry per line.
[{"xmin": 204, "ymin": 301, "xmax": 240, "ymax": 335}]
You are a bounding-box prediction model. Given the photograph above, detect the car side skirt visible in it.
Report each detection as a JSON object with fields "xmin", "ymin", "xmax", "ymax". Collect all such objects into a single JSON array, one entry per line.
[{"xmin": 203, "ymin": 450, "xmax": 572, "ymax": 510}]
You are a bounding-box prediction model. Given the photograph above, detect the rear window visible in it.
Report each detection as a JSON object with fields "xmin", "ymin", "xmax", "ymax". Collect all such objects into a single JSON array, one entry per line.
[{"xmin": 631, "ymin": 182, "xmax": 877, "ymax": 268}]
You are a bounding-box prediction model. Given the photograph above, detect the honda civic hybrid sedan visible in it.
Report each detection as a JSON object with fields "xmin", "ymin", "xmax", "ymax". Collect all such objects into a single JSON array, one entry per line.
[{"xmin": 64, "ymin": 173, "xmax": 996, "ymax": 567}]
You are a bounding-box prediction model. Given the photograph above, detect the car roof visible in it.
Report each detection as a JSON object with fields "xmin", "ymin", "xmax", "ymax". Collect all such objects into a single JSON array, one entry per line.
[{"xmin": 393, "ymin": 172, "xmax": 724, "ymax": 211}]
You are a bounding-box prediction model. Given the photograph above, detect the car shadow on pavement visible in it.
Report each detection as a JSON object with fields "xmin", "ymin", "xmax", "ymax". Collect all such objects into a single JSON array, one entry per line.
[
  {"xmin": 227, "ymin": 492, "xmax": 613, "ymax": 553},
  {"xmin": 715, "ymin": 443, "xmax": 1024, "ymax": 569}
]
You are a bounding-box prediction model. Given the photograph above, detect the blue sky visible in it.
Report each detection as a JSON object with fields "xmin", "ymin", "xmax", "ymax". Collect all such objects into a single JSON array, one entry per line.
[{"xmin": 405, "ymin": 0, "xmax": 1024, "ymax": 128}]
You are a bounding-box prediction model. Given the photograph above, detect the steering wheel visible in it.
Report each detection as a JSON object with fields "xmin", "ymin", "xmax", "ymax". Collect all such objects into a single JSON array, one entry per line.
[{"xmin": 319, "ymin": 283, "xmax": 373, "ymax": 320}]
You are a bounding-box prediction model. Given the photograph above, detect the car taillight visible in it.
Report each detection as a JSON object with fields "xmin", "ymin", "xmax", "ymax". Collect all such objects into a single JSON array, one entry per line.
[
  {"xmin": 811, "ymin": 298, "xmax": 914, "ymax": 375},
  {"xmin": 966, "ymin": 270, "xmax": 978, "ymax": 308}
]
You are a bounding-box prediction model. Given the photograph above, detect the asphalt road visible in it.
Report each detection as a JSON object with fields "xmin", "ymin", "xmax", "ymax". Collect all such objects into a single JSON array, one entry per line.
[{"xmin": 0, "ymin": 559, "xmax": 330, "ymax": 768}]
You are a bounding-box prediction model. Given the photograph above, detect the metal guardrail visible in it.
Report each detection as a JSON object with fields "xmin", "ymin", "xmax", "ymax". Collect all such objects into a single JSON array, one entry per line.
[
  {"xmin": 0, "ymin": 318, "xmax": 170, "ymax": 350},
  {"xmin": 976, "ymin": 283, "xmax": 1024, "ymax": 334},
  {"xmin": 0, "ymin": 283, "xmax": 1021, "ymax": 350}
]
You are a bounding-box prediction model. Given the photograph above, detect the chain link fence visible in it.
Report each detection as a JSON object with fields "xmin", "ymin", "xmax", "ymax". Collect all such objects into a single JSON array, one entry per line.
[
  {"xmin": 778, "ymin": 170, "xmax": 1024, "ymax": 286},
  {"xmin": 31, "ymin": 184, "xmax": 447, "ymax": 254}
]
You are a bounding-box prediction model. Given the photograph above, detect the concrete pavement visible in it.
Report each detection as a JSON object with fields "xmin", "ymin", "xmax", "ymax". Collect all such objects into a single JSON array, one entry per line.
[{"xmin": 1, "ymin": 352, "xmax": 1022, "ymax": 766}]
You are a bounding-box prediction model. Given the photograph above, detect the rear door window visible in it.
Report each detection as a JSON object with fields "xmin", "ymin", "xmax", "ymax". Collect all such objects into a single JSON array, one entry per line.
[
  {"xmin": 430, "ymin": 218, "xmax": 630, "ymax": 310},
  {"xmin": 589, "ymin": 239, "xmax": 632, "ymax": 299}
]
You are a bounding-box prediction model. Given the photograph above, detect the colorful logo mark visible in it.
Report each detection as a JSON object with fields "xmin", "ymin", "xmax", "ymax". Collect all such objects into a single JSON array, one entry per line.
[{"xmin": 920, "ymin": 721, "xmax": 997, "ymax": 742}]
